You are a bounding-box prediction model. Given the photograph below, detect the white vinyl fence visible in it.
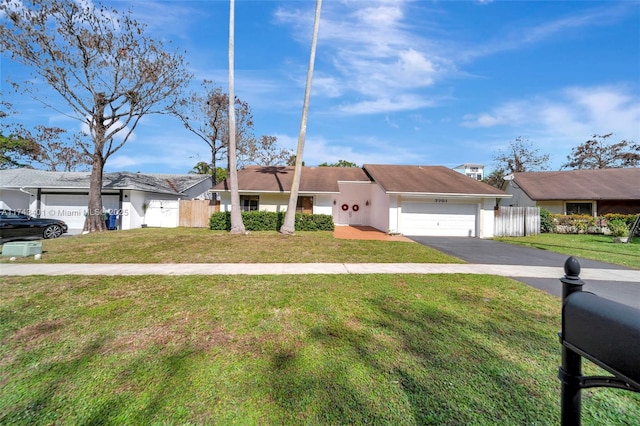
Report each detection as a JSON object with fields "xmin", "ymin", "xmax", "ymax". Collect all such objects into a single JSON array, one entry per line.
[{"xmin": 494, "ymin": 206, "xmax": 540, "ymax": 237}]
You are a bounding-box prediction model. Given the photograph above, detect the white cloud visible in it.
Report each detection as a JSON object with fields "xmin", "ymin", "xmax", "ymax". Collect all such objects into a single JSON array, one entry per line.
[
  {"xmin": 276, "ymin": 1, "xmax": 450, "ymax": 114},
  {"xmin": 461, "ymin": 102, "xmax": 528, "ymax": 128},
  {"xmin": 338, "ymin": 95, "xmax": 435, "ymax": 115},
  {"xmin": 462, "ymin": 85, "xmax": 639, "ymax": 139},
  {"xmin": 81, "ymin": 117, "xmax": 136, "ymax": 144},
  {"xmin": 273, "ymin": 133, "xmax": 422, "ymax": 167},
  {"xmin": 459, "ymin": 2, "xmax": 634, "ymax": 62},
  {"xmin": 461, "ymin": 84, "xmax": 640, "ymax": 168}
]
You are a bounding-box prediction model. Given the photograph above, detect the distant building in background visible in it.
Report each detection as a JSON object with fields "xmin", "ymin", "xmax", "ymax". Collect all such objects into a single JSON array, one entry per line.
[{"xmin": 453, "ymin": 163, "xmax": 484, "ymax": 181}]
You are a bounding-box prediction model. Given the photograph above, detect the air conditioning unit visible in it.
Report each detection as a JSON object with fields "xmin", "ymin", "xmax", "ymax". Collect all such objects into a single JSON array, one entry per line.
[{"xmin": 2, "ymin": 241, "xmax": 43, "ymax": 257}]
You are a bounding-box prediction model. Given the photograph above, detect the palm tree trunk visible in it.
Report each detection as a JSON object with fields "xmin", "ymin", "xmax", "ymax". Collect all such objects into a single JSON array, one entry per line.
[
  {"xmin": 280, "ymin": 0, "xmax": 322, "ymax": 235},
  {"xmin": 228, "ymin": 0, "xmax": 245, "ymax": 234}
]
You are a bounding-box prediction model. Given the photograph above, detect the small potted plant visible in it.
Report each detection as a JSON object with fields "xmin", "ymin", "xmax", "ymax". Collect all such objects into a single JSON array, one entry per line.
[{"xmin": 608, "ymin": 219, "xmax": 630, "ymax": 243}]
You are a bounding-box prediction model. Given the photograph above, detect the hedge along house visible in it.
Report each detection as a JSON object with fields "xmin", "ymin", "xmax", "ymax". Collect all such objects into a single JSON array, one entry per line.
[
  {"xmin": 0, "ymin": 168, "xmax": 211, "ymax": 231},
  {"xmin": 213, "ymin": 165, "xmax": 509, "ymax": 237},
  {"xmin": 500, "ymin": 168, "xmax": 640, "ymax": 216}
]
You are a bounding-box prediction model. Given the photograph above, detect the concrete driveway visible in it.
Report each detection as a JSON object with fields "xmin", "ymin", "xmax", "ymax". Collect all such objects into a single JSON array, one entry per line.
[{"xmin": 410, "ymin": 236, "xmax": 640, "ymax": 308}]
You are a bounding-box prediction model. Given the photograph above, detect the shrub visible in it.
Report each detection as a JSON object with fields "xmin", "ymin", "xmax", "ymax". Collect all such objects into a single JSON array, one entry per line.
[
  {"xmin": 209, "ymin": 211, "xmax": 231, "ymax": 231},
  {"xmin": 209, "ymin": 211, "xmax": 334, "ymax": 232},
  {"xmin": 539, "ymin": 208, "xmax": 556, "ymax": 233},
  {"xmin": 550, "ymin": 214, "xmax": 595, "ymax": 234},
  {"xmin": 607, "ymin": 219, "xmax": 630, "ymax": 238},
  {"xmin": 603, "ymin": 213, "xmax": 637, "ymax": 229}
]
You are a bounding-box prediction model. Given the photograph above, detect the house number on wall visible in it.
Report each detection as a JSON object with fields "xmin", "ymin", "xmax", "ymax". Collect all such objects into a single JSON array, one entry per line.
[{"xmin": 435, "ymin": 199, "xmax": 448, "ymax": 203}]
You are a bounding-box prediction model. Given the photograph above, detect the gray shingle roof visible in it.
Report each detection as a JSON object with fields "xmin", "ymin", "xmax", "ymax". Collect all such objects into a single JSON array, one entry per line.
[
  {"xmin": 0, "ymin": 168, "xmax": 208, "ymax": 196},
  {"xmin": 509, "ymin": 168, "xmax": 640, "ymax": 200},
  {"xmin": 364, "ymin": 164, "xmax": 506, "ymax": 196}
]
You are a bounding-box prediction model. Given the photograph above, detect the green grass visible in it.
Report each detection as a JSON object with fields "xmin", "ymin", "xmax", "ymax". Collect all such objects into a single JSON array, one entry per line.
[
  {"xmin": 2, "ymin": 274, "xmax": 638, "ymax": 425},
  {"xmin": 493, "ymin": 233, "xmax": 640, "ymax": 269},
  {"xmin": 1, "ymin": 228, "xmax": 461, "ymax": 264},
  {"xmin": 2, "ymin": 229, "xmax": 637, "ymax": 423}
]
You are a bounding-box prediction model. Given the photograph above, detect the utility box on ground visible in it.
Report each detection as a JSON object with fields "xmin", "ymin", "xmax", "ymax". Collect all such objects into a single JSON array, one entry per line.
[{"xmin": 2, "ymin": 241, "xmax": 43, "ymax": 257}]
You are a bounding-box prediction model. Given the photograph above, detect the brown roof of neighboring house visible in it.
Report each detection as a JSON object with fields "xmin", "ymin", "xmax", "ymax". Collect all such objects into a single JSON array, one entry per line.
[
  {"xmin": 509, "ymin": 168, "xmax": 640, "ymax": 200},
  {"xmin": 212, "ymin": 166, "xmax": 372, "ymax": 193},
  {"xmin": 363, "ymin": 164, "xmax": 507, "ymax": 196}
]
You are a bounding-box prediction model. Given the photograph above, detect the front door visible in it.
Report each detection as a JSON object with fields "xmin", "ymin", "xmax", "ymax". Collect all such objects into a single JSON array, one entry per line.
[{"xmin": 337, "ymin": 201, "xmax": 363, "ymax": 225}]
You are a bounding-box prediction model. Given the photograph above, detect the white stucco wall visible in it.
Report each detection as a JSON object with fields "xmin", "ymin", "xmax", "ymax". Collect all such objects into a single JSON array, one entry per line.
[
  {"xmin": 500, "ymin": 182, "xmax": 536, "ymax": 207},
  {"xmin": 183, "ymin": 179, "xmax": 214, "ymax": 199},
  {"xmin": 387, "ymin": 195, "xmax": 400, "ymax": 234},
  {"xmin": 334, "ymin": 182, "xmax": 374, "ymax": 226},
  {"xmin": 0, "ymin": 189, "xmax": 31, "ymax": 211},
  {"xmin": 537, "ymin": 201, "xmax": 564, "ymax": 214},
  {"xmin": 369, "ymin": 184, "xmax": 391, "ymax": 232},
  {"xmin": 314, "ymin": 194, "xmax": 334, "ymax": 216},
  {"xmin": 479, "ymin": 198, "xmax": 496, "ymax": 238}
]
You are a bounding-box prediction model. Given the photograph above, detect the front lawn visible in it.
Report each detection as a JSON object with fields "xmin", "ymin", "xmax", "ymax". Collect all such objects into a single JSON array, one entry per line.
[
  {"xmin": 1, "ymin": 274, "xmax": 638, "ymax": 425},
  {"xmin": 493, "ymin": 234, "xmax": 640, "ymax": 269},
  {"xmin": 1, "ymin": 228, "xmax": 461, "ymax": 264}
]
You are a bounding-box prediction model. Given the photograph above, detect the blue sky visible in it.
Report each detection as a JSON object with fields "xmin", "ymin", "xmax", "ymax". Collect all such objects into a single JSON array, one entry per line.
[{"xmin": 2, "ymin": 0, "xmax": 639, "ymax": 174}]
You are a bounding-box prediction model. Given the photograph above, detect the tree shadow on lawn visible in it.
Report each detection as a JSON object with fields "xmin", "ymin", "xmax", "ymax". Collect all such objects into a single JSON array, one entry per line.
[{"xmin": 266, "ymin": 290, "xmax": 559, "ymax": 425}]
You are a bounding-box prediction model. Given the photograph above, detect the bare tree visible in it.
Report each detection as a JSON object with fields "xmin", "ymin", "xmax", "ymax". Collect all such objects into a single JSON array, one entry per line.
[
  {"xmin": 0, "ymin": 0, "xmax": 190, "ymax": 231},
  {"xmin": 493, "ymin": 137, "xmax": 550, "ymax": 174},
  {"xmin": 239, "ymin": 135, "xmax": 293, "ymax": 166},
  {"xmin": 563, "ymin": 133, "xmax": 640, "ymax": 169},
  {"xmin": 280, "ymin": 0, "xmax": 323, "ymax": 235},
  {"xmin": 26, "ymin": 126, "xmax": 91, "ymax": 172},
  {"xmin": 227, "ymin": 0, "xmax": 245, "ymax": 234},
  {"xmin": 173, "ymin": 82, "xmax": 254, "ymax": 186}
]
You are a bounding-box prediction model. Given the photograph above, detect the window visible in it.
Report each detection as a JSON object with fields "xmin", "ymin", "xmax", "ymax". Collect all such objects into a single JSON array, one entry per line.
[
  {"xmin": 466, "ymin": 173, "xmax": 483, "ymax": 181},
  {"xmin": 240, "ymin": 195, "xmax": 259, "ymax": 212},
  {"xmin": 296, "ymin": 196, "xmax": 313, "ymax": 214},
  {"xmin": 566, "ymin": 202, "xmax": 592, "ymax": 216}
]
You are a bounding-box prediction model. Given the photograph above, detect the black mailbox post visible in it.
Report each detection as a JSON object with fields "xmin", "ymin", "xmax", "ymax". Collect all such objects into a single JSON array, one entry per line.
[{"xmin": 558, "ymin": 257, "xmax": 640, "ymax": 425}]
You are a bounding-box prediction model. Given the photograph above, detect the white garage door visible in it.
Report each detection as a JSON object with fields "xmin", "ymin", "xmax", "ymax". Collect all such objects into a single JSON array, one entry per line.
[
  {"xmin": 401, "ymin": 202, "xmax": 477, "ymax": 237},
  {"xmin": 42, "ymin": 194, "xmax": 120, "ymax": 229}
]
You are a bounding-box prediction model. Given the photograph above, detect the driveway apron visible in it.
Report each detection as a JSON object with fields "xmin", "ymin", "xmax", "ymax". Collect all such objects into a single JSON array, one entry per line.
[{"xmin": 410, "ymin": 236, "xmax": 640, "ymax": 308}]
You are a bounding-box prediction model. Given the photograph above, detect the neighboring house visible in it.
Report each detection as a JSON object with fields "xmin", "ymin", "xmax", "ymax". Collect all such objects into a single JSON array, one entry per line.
[
  {"xmin": 213, "ymin": 164, "xmax": 509, "ymax": 237},
  {"xmin": 500, "ymin": 168, "xmax": 640, "ymax": 216},
  {"xmin": 453, "ymin": 163, "xmax": 484, "ymax": 181},
  {"xmin": 0, "ymin": 168, "xmax": 211, "ymax": 230}
]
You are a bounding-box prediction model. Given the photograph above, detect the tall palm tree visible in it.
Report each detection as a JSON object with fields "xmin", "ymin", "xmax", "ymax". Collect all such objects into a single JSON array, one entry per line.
[
  {"xmin": 228, "ymin": 0, "xmax": 245, "ymax": 234},
  {"xmin": 280, "ymin": 0, "xmax": 322, "ymax": 235}
]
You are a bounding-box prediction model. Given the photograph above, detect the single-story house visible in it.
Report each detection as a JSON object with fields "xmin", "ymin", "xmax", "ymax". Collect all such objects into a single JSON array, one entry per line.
[
  {"xmin": 213, "ymin": 165, "xmax": 510, "ymax": 237},
  {"xmin": 500, "ymin": 168, "xmax": 640, "ymax": 216},
  {"xmin": 0, "ymin": 168, "xmax": 211, "ymax": 230}
]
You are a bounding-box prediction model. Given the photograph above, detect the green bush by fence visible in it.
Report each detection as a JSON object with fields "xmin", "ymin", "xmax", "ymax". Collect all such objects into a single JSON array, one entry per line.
[
  {"xmin": 209, "ymin": 211, "xmax": 335, "ymax": 232},
  {"xmin": 549, "ymin": 213, "xmax": 638, "ymax": 234},
  {"xmin": 540, "ymin": 208, "xmax": 556, "ymax": 233}
]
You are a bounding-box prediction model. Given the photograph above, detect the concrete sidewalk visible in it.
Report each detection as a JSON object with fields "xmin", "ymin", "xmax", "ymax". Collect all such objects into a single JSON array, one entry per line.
[{"xmin": 3, "ymin": 262, "xmax": 640, "ymax": 282}]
